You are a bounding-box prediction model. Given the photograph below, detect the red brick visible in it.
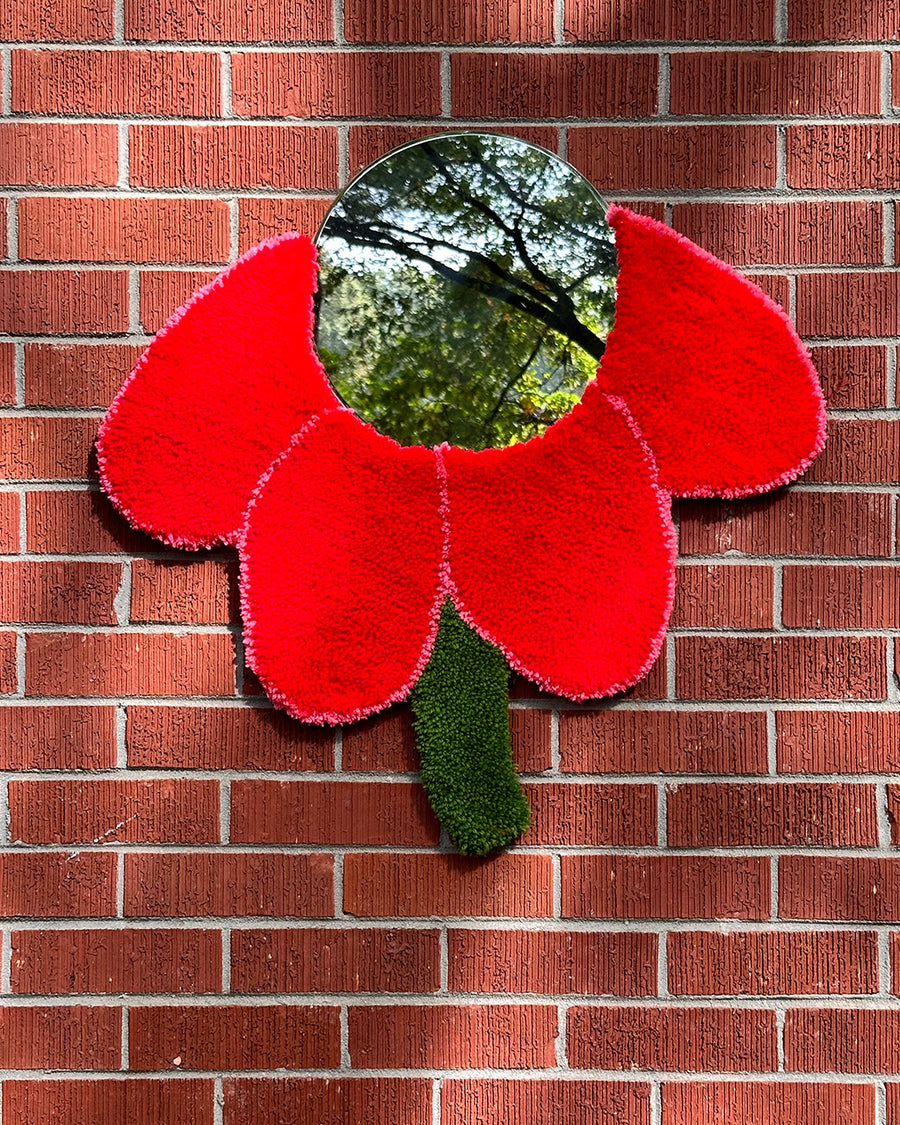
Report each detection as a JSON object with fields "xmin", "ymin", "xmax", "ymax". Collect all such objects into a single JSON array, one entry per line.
[
  {"xmin": 131, "ymin": 124, "xmax": 339, "ymax": 190},
  {"xmin": 26, "ymin": 489, "xmax": 162, "ymax": 554},
  {"xmin": 347, "ymin": 124, "xmax": 559, "ymax": 177},
  {"xmin": 0, "ymin": 342, "xmax": 15, "ymax": 403},
  {"xmin": 668, "ymin": 782, "xmax": 877, "ymax": 847},
  {"xmin": 622, "ymin": 647, "xmax": 668, "ymax": 700},
  {"xmin": 787, "ymin": 1009, "xmax": 900, "ymax": 1073},
  {"xmin": 448, "ymin": 929, "xmax": 657, "ymax": 996},
  {"xmin": 126, "ymin": 704, "xmax": 333, "ymax": 770},
  {"xmin": 3, "ymin": 1080, "xmax": 214, "ymax": 1125},
  {"xmin": 10, "ymin": 778, "xmax": 219, "ymax": 845},
  {"xmin": 895, "ymin": 55, "xmax": 900, "ymax": 109},
  {"xmin": 746, "ymin": 272, "xmax": 790, "ymax": 307},
  {"xmin": 778, "ymin": 711, "xmax": 900, "ymax": 774},
  {"xmin": 888, "ymin": 788, "xmax": 900, "ymax": 845},
  {"xmin": 564, "ymin": 0, "xmax": 772, "ymax": 40},
  {"xmin": 0, "ymin": 852, "xmax": 116, "ymax": 918},
  {"xmin": 669, "ymin": 930, "xmax": 878, "ymax": 996},
  {"xmin": 780, "ymin": 857, "xmax": 900, "ymax": 921},
  {"xmin": 0, "ymin": 0, "xmax": 113, "ymax": 40},
  {"xmin": 19, "ymin": 197, "xmax": 230, "ymax": 265},
  {"xmin": 445, "ymin": 1080, "xmax": 649, "ymax": 1125},
  {"xmin": 560, "ymin": 710, "xmax": 767, "ymax": 774},
  {"xmin": 350, "ymin": 1004, "xmax": 556, "ymax": 1068},
  {"xmin": 810, "ymin": 345, "xmax": 887, "ymax": 409},
  {"xmin": 671, "ymin": 201, "xmax": 882, "ymax": 267},
  {"xmin": 673, "ymin": 563, "xmax": 773, "ymax": 628},
  {"xmin": 452, "ymin": 53, "xmax": 657, "ymax": 117},
  {"xmin": 131, "ymin": 1004, "xmax": 339, "ymax": 1070},
  {"xmin": 0, "ymin": 705, "xmax": 115, "ymax": 769},
  {"xmin": 662, "ymin": 1082, "xmax": 875, "ymax": 1125},
  {"xmin": 0, "ymin": 560, "xmax": 120, "ymax": 624},
  {"xmin": 522, "ymin": 782, "xmax": 656, "ymax": 845},
  {"xmin": 238, "ymin": 197, "xmax": 332, "ymax": 251},
  {"xmin": 570, "ymin": 1006, "xmax": 776, "ymax": 1072},
  {"xmin": 789, "ymin": 125, "xmax": 900, "ymax": 190},
  {"xmin": 224, "ymin": 1078, "xmax": 431, "ymax": 1125},
  {"xmin": 231, "ymin": 779, "xmax": 440, "ymax": 846},
  {"xmin": 677, "ymin": 491, "xmax": 892, "ymax": 558},
  {"xmin": 233, "ymin": 52, "xmax": 440, "ymax": 117},
  {"xmin": 0, "ymin": 270, "xmax": 127, "ymax": 334},
  {"xmin": 344, "ymin": 853, "xmax": 553, "ymax": 918},
  {"xmin": 891, "ymin": 935, "xmax": 900, "ymax": 994},
  {"xmin": 25, "ymin": 343, "xmax": 140, "ymax": 407},
  {"xmin": 677, "ymin": 636, "xmax": 887, "ymax": 700},
  {"xmin": 509, "ymin": 709, "xmax": 554, "ymax": 772},
  {"xmin": 806, "ymin": 420, "xmax": 900, "ymax": 483},
  {"xmin": 130, "ymin": 558, "xmax": 237, "ymax": 624},
  {"xmin": 125, "ymin": 852, "xmax": 333, "ymax": 917},
  {"xmin": 562, "ymin": 855, "xmax": 770, "ymax": 920},
  {"xmin": 139, "ymin": 269, "xmax": 218, "ymax": 333},
  {"xmin": 232, "ymin": 928, "xmax": 440, "ymax": 994},
  {"xmin": 346, "ymin": 0, "xmax": 551, "ymax": 41},
  {"xmin": 0, "ymin": 417, "xmax": 95, "ymax": 481},
  {"xmin": 26, "ymin": 632, "xmax": 236, "ymax": 697},
  {"xmin": 783, "ymin": 565, "xmax": 900, "ymax": 627},
  {"xmin": 0, "ymin": 1006, "xmax": 119, "ymax": 1069},
  {"xmin": 790, "ymin": 0, "xmax": 900, "ymax": 39},
  {"xmin": 0, "ymin": 123, "xmax": 117, "ymax": 187},
  {"xmin": 11, "ymin": 928, "xmax": 221, "ymax": 994},
  {"xmin": 568, "ymin": 126, "xmax": 777, "ymax": 191},
  {"xmin": 0, "ymin": 492, "xmax": 19, "ymax": 552},
  {"xmin": 0, "ymin": 629, "xmax": 16, "ymax": 693},
  {"xmin": 12, "ymin": 49, "xmax": 220, "ymax": 116},
  {"xmin": 671, "ymin": 51, "xmax": 880, "ymax": 116},
  {"xmin": 126, "ymin": 0, "xmax": 331, "ymax": 40}
]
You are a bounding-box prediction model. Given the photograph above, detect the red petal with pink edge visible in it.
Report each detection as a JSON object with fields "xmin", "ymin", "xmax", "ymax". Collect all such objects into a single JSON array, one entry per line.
[
  {"xmin": 240, "ymin": 409, "xmax": 446, "ymax": 724},
  {"xmin": 597, "ymin": 206, "xmax": 826, "ymax": 499},
  {"xmin": 442, "ymin": 384, "xmax": 677, "ymax": 701},
  {"xmin": 97, "ymin": 234, "xmax": 340, "ymax": 549}
]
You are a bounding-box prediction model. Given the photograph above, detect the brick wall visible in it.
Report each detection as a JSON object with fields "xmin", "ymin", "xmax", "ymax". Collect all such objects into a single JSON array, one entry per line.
[{"xmin": 0, "ymin": 0, "xmax": 898, "ymax": 1122}]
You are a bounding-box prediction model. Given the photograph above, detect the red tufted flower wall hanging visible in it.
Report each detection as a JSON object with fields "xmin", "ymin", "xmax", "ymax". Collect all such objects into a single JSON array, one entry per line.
[{"xmin": 97, "ymin": 135, "xmax": 826, "ymax": 856}]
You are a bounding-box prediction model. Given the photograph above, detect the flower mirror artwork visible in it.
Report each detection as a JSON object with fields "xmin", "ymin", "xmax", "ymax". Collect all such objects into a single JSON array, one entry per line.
[{"xmin": 97, "ymin": 132, "xmax": 826, "ymax": 856}]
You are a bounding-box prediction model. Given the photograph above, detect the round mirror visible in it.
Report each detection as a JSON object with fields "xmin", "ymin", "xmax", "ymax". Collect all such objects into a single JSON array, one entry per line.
[{"xmin": 315, "ymin": 132, "xmax": 617, "ymax": 450}]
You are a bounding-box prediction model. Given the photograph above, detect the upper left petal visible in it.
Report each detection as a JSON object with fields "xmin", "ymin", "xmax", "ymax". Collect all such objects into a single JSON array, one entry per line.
[{"xmin": 97, "ymin": 234, "xmax": 340, "ymax": 549}]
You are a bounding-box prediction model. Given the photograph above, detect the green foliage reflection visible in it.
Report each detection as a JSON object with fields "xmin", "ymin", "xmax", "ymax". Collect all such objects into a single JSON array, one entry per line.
[{"xmin": 316, "ymin": 133, "xmax": 617, "ymax": 450}]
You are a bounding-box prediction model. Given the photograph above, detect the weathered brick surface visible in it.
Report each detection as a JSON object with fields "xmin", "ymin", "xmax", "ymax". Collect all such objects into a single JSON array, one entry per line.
[
  {"xmin": 569, "ymin": 1006, "xmax": 777, "ymax": 1071},
  {"xmin": 238, "ymin": 197, "xmax": 332, "ymax": 250},
  {"xmin": 11, "ymin": 928, "xmax": 222, "ymax": 993},
  {"xmin": 562, "ymin": 856, "xmax": 770, "ymax": 919},
  {"xmin": 231, "ymin": 928, "xmax": 440, "ymax": 994},
  {"xmin": 789, "ymin": 125, "xmax": 900, "ymax": 190},
  {"xmin": 0, "ymin": 560, "xmax": 120, "ymax": 623},
  {"xmin": 25, "ymin": 342, "xmax": 142, "ymax": 406},
  {"xmin": 232, "ymin": 52, "xmax": 441, "ymax": 117},
  {"xmin": 130, "ymin": 558, "xmax": 237, "ymax": 624},
  {"xmin": 786, "ymin": 1009, "xmax": 900, "ymax": 1073},
  {"xmin": 0, "ymin": 705, "xmax": 116, "ymax": 768},
  {"xmin": 345, "ymin": 0, "xmax": 552, "ymax": 42},
  {"xmin": 0, "ymin": 270, "xmax": 127, "ymax": 334},
  {"xmin": 662, "ymin": 1082, "xmax": 876, "ymax": 1125},
  {"xmin": 125, "ymin": 0, "xmax": 332, "ymax": 41},
  {"xmin": 447, "ymin": 930, "xmax": 657, "ymax": 995},
  {"xmin": 672, "ymin": 563, "xmax": 774, "ymax": 627},
  {"xmin": 560, "ymin": 710, "xmax": 767, "ymax": 774},
  {"xmin": 124, "ymin": 853, "xmax": 334, "ymax": 918},
  {"xmin": 668, "ymin": 930, "xmax": 879, "ymax": 996},
  {"xmin": 443, "ymin": 1080, "xmax": 651, "ymax": 1125},
  {"xmin": 12, "ymin": 49, "xmax": 221, "ymax": 116},
  {"xmin": 809, "ymin": 345, "xmax": 888, "ymax": 408},
  {"xmin": 451, "ymin": 53, "xmax": 658, "ymax": 118},
  {"xmin": 349, "ymin": 1004, "xmax": 557, "ymax": 1068},
  {"xmin": 783, "ymin": 565, "xmax": 900, "ymax": 628},
  {"xmin": 0, "ymin": 852, "xmax": 116, "ymax": 918},
  {"xmin": 780, "ymin": 858, "xmax": 900, "ymax": 921},
  {"xmin": 778, "ymin": 711, "xmax": 900, "ymax": 774},
  {"xmin": 0, "ymin": 122, "xmax": 117, "ymax": 186},
  {"xmin": 0, "ymin": 1005, "xmax": 121, "ymax": 1068},
  {"xmin": 3, "ymin": 1080, "xmax": 215, "ymax": 1125},
  {"xmin": 667, "ymin": 782, "xmax": 878, "ymax": 847},
  {"xmin": 130, "ymin": 1004, "xmax": 340, "ymax": 1070},
  {"xmin": 223, "ymin": 1078, "xmax": 432, "ymax": 1125},
  {"xmin": 0, "ymin": 0, "xmax": 114, "ymax": 40},
  {"xmin": 670, "ymin": 51, "xmax": 881, "ymax": 116},
  {"xmin": 26, "ymin": 489, "xmax": 162, "ymax": 554}
]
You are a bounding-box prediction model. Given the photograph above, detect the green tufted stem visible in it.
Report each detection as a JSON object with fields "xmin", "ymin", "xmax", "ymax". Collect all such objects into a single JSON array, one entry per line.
[{"xmin": 410, "ymin": 600, "xmax": 532, "ymax": 856}]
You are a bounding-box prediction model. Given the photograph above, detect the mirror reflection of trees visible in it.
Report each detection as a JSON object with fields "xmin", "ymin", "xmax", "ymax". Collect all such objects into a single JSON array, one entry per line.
[{"xmin": 316, "ymin": 133, "xmax": 617, "ymax": 449}]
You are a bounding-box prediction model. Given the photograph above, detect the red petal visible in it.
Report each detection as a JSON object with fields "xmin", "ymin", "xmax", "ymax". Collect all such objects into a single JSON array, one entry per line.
[
  {"xmin": 597, "ymin": 206, "xmax": 826, "ymax": 498},
  {"xmin": 442, "ymin": 385, "xmax": 677, "ymax": 700},
  {"xmin": 97, "ymin": 234, "xmax": 340, "ymax": 548},
  {"xmin": 240, "ymin": 409, "xmax": 446, "ymax": 724}
]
